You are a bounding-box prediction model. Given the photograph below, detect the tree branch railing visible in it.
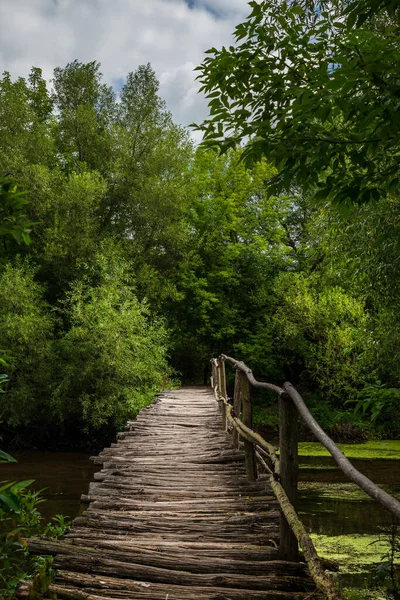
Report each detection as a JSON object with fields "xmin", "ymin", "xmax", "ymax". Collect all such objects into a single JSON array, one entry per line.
[{"xmin": 210, "ymin": 354, "xmax": 400, "ymax": 600}]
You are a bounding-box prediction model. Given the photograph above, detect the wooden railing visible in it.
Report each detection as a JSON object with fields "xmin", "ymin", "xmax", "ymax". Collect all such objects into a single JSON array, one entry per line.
[{"xmin": 211, "ymin": 354, "xmax": 400, "ymax": 600}]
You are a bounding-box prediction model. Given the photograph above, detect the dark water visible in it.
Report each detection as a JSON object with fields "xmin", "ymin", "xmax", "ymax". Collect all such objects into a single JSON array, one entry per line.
[
  {"xmin": 299, "ymin": 456, "xmax": 400, "ymax": 536},
  {"xmin": 298, "ymin": 456, "xmax": 400, "ymax": 592},
  {"xmin": 0, "ymin": 451, "xmax": 98, "ymax": 521}
]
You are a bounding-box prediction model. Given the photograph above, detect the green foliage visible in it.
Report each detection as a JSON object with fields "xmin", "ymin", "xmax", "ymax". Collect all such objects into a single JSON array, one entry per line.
[
  {"xmin": 0, "ymin": 63, "xmax": 186, "ymax": 442},
  {"xmin": 2, "ymin": 53, "xmax": 400, "ymax": 445},
  {"xmin": 272, "ymin": 273, "xmax": 368, "ymax": 402},
  {"xmin": 372, "ymin": 522, "xmax": 400, "ymax": 599},
  {"xmin": 0, "ymin": 166, "xmax": 36, "ymax": 428},
  {"xmin": 0, "ymin": 262, "xmax": 55, "ymax": 427},
  {"xmin": 53, "ymin": 250, "xmax": 172, "ymax": 432},
  {"xmin": 0, "ymin": 450, "xmax": 17, "ymax": 464},
  {"xmin": 0, "ymin": 461, "xmax": 70, "ymax": 599},
  {"xmin": 0, "ymin": 475, "xmax": 43, "ymax": 596},
  {"xmin": 0, "ymin": 70, "xmax": 54, "ymax": 171},
  {"xmin": 169, "ymin": 149, "xmax": 295, "ymax": 380},
  {"xmin": 43, "ymin": 514, "xmax": 71, "ymax": 539},
  {"xmin": 0, "ymin": 176, "xmax": 34, "ymax": 245},
  {"xmin": 253, "ymin": 402, "xmax": 279, "ymax": 429},
  {"xmin": 347, "ymin": 382, "xmax": 400, "ymax": 431},
  {"xmin": 195, "ymin": 0, "xmax": 400, "ymax": 207},
  {"xmin": 52, "ymin": 60, "xmax": 116, "ymax": 174},
  {"xmin": 28, "ymin": 167, "xmax": 107, "ymax": 294},
  {"xmin": 0, "ymin": 360, "xmax": 9, "ymax": 393},
  {"xmin": 106, "ymin": 64, "xmax": 193, "ymax": 314}
]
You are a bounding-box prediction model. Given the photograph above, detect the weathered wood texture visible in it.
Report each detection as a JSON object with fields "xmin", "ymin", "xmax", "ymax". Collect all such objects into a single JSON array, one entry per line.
[
  {"xmin": 278, "ymin": 395, "xmax": 299, "ymax": 562},
  {"xmin": 221, "ymin": 354, "xmax": 400, "ymax": 521},
  {"xmin": 16, "ymin": 387, "xmax": 320, "ymax": 600}
]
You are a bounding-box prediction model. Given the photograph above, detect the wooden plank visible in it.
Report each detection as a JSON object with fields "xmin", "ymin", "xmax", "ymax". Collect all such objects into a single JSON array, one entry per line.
[{"xmin": 15, "ymin": 387, "xmax": 319, "ymax": 600}]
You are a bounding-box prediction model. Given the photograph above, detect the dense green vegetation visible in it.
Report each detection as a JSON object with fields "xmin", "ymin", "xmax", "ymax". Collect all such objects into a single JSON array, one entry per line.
[
  {"xmin": 1, "ymin": 0, "xmax": 400, "ymax": 450},
  {"xmin": 193, "ymin": 0, "xmax": 400, "ymax": 439},
  {"xmin": 0, "ymin": 450, "xmax": 71, "ymax": 598}
]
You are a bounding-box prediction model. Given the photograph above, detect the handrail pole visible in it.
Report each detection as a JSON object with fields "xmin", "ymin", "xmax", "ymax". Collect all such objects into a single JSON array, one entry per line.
[
  {"xmin": 218, "ymin": 357, "xmax": 228, "ymax": 431},
  {"xmin": 216, "ymin": 359, "xmax": 221, "ymax": 397},
  {"xmin": 232, "ymin": 369, "xmax": 242, "ymax": 449},
  {"xmin": 210, "ymin": 359, "xmax": 216, "ymax": 390},
  {"xmin": 240, "ymin": 371, "xmax": 257, "ymax": 482},
  {"xmin": 278, "ymin": 393, "xmax": 299, "ymax": 561}
]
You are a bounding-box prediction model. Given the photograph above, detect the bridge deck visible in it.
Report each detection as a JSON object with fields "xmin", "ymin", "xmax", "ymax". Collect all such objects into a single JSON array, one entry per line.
[{"xmin": 32, "ymin": 388, "xmax": 319, "ymax": 599}]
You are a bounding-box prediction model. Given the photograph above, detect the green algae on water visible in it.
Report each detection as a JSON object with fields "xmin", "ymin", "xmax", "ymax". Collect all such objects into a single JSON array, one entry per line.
[
  {"xmin": 311, "ymin": 533, "xmax": 389, "ymax": 570},
  {"xmin": 299, "ymin": 482, "xmax": 372, "ymax": 501},
  {"xmin": 310, "ymin": 533, "xmax": 399, "ymax": 600},
  {"xmin": 298, "ymin": 440, "xmax": 400, "ymax": 460}
]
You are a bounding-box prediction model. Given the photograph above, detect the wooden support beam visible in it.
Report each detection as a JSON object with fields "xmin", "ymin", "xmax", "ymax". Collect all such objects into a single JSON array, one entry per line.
[
  {"xmin": 232, "ymin": 370, "xmax": 241, "ymax": 450},
  {"xmin": 218, "ymin": 357, "xmax": 228, "ymax": 431},
  {"xmin": 240, "ymin": 371, "xmax": 257, "ymax": 482}
]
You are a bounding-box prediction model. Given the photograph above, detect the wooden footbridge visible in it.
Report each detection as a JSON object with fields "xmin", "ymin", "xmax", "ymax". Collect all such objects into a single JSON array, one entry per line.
[{"xmin": 16, "ymin": 356, "xmax": 400, "ymax": 600}]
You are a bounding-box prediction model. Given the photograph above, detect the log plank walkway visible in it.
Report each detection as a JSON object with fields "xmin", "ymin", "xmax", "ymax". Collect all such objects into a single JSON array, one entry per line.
[{"xmin": 28, "ymin": 388, "xmax": 320, "ymax": 599}]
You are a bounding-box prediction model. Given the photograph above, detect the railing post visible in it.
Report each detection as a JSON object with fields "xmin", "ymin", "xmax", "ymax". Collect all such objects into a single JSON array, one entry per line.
[
  {"xmin": 216, "ymin": 359, "xmax": 221, "ymax": 396},
  {"xmin": 278, "ymin": 393, "xmax": 299, "ymax": 561},
  {"xmin": 218, "ymin": 357, "xmax": 228, "ymax": 431},
  {"xmin": 210, "ymin": 360, "xmax": 216, "ymax": 390},
  {"xmin": 232, "ymin": 369, "xmax": 241, "ymax": 449},
  {"xmin": 240, "ymin": 371, "xmax": 257, "ymax": 482}
]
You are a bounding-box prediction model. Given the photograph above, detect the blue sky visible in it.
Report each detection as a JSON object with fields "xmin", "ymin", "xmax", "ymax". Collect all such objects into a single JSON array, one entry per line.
[{"xmin": 0, "ymin": 0, "xmax": 250, "ymax": 140}]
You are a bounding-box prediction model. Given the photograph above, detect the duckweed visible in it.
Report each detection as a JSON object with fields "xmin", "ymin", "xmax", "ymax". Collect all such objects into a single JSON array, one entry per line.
[{"xmin": 298, "ymin": 440, "xmax": 400, "ymax": 460}]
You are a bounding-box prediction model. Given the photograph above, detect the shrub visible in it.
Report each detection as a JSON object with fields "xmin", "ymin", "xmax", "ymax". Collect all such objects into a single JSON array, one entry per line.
[
  {"xmin": 0, "ymin": 262, "xmax": 55, "ymax": 427},
  {"xmin": 272, "ymin": 273, "xmax": 369, "ymax": 406},
  {"xmin": 53, "ymin": 253, "xmax": 172, "ymax": 433},
  {"xmin": 0, "ymin": 451, "xmax": 71, "ymax": 599}
]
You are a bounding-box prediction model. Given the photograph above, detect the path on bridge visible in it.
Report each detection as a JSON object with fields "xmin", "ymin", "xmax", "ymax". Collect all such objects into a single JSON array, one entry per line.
[{"xmin": 31, "ymin": 387, "xmax": 318, "ymax": 599}]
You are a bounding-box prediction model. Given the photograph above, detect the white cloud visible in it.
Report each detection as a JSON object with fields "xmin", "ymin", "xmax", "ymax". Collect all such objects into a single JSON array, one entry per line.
[{"xmin": 0, "ymin": 0, "xmax": 250, "ymax": 137}]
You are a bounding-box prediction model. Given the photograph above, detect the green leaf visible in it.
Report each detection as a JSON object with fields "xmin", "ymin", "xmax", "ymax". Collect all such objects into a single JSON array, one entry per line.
[
  {"xmin": 21, "ymin": 231, "xmax": 31, "ymax": 245},
  {"xmin": 0, "ymin": 481, "xmax": 16, "ymax": 492},
  {"xmin": 346, "ymin": 9, "xmax": 358, "ymax": 29},
  {"xmin": 0, "ymin": 450, "xmax": 17, "ymax": 464},
  {"xmin": 0, "ymin": 492, "xmax": 20, "ymax": 511},
  {"xmin": 10, "ymin": 479, "xmax": 35, "ymax": 492},
  {"xmin": 291, "ymin": 6, "xmax": 304, "ymax": 15}
]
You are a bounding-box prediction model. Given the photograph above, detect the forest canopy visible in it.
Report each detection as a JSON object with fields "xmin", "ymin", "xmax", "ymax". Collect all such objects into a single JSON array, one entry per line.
[
  {"xmin": 1, "ymin": 10, "xmax": 400, "ymax": 447},
  {"xmin": 194, "ymin": 0, "xmax": 400, "ymax": 209}
]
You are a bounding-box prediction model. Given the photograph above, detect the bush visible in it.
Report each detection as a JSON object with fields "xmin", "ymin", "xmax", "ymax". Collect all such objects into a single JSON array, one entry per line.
[
  {"xmin": 0, "ymin": 451, "xmax": 71, "ymax": 599},
  {"xmin": 53, "ymin": 252, "xmax": 173, "ymax": 433},
  {"xmin": 272, "ymin": 273, "xmax": 369, "ymax": 407},
  {"xmin": 0, "ymin": 261, "xmax": 55, "ymax": 427}
]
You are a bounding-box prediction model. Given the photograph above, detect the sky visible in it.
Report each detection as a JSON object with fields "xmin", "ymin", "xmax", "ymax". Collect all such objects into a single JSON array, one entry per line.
[{"xmin": 0, "ymin": 0, "xmax": 251, "ymax": 140}]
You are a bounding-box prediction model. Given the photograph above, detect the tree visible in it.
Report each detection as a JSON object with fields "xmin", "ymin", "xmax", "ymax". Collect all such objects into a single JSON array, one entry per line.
[
  {"xmin": 25, "ymin": 166, "xmax": 107, "ymax": 300},
  {"xmin": 104, "ymin": 64, "xmax": 194, "ymax": 312},
  {"xmin": 0, "ymin": 176, "xmax": 35, "ymax": 395},
  {"xmin": 195, "ymin": 0, "xmax": 400, "ymax": 207},
  {"xmin": 168, "ymin": 148, "xmax": 295, "ymax": 380},
  {"xmin": 0, "ymin": 176, "xmax": 34, "ymax": 246},
  {"xmin": 0, "ymin": 63, "xmax": 181, "ymax": 440},
  {"xmin": 52, "ymin": 60, "xmax": 116, "ymax": 174},
  {"xmin": 0, "ymin": 261, "xmax": 55, "ymax": 428},
  {"xmin": 271, "ymin": 271, "xmax": 368, "ymax": 403},
  {"xmin": 53, "ymin": 248, "xmax": 171, "ymax": 434},
  {"xmin": 0, "ymin": 70, "xmax": 54, "ymax": 172}
]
